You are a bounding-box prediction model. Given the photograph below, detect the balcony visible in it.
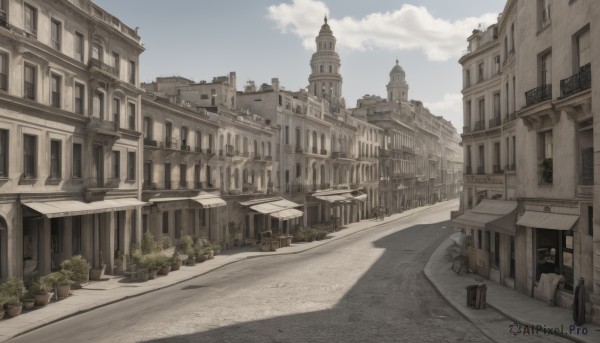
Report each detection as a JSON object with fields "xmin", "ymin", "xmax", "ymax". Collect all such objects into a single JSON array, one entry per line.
[
  {"xmin": 295, "ymin": 146, "xmax": 303, "ymax": 154},
  {"xmin": 87, "ymin": 117, "xmax": 120, "ymax": 144},
  {"xmin": 463, "ymin": 126, "xmax": 471, "ymax": 134},
  {"xmin": 226, "ymin": 144, "xmax": 234, "ymax": 157},
  {"xmin": 492, "ymin": 165, "xmax": 503, "ymax": 174},
  {"xmin": 284, "ymin": 144, "xmax": 293, "ymax": 154},
  {"xmin": 205, "ymin": 148, "xmax": 215, "ymax": 156},
  {"xmin": 320, "ymin": 149, "xmax": 328, "ymax": 156},
  {"xmin": 560, "ymin": 64, "xmax": 591, "ymax": 99},
  {"xmin": 143, "ymin": 182, "xmax": 156, "ymax": 190},
  {"xmin": 254, "ymin": 154, "xmax": 263, "ymax": 161},
  {"xmin": 473, "ymin": 120, "xmax": 485, "ymax": 131},
  {"xmin": 86, "ymin": 177, "xmax": 120, "ymax": 189},
  {"xmin": 265, "ymin": 156, "xmax": 273, "ymax": 161},
  {"xmin": 379, "ymin": 148, "xmax": 390, "ymax": 158},
  {"xmin": 242, "ymin": 151, "xmax": 249, "ymax": 158},
  {"xmin": 180, "ymin": 144, "xmax": 191, "ymax": 152},
  {"xmin": 218, "ymin": 149, "xmax": 224, "ymax": 156},
  {"xmin": 332, "ymin": 152, "xmax": 348, "ymax": 159},
  {"xmin": 179, "ymin": 180, "xmax": 188, "ymax": 189},
  {"xmin": 195, "ymin": 146, "xmax": 203, "ymax": 153},
  {"xmin": 505, "ymin": 163, "xmax": 516, "ymax": 171},
  {"xmin": 242, "ymin": 184, "xmax": 257, "ymax": 193},
  {"xmin": 144, "ymin": 138, "xmax": 159, "ymax": 147},
  {"xmin": 488, "ymin": 116, "xmax": 502, "ymax": 129},
  {"xmin": 286, "ymin": 183, "xmax": 305, "ymax": 193},
  {"xmin": 503, "ymin": 113, "xmax": 516, "ymax": 124},
  {"xmin": 312, "ymin": 147, "xmax": 318, "ymax": 154},
  {"xmin": 88, "ymin": 58, "xmax": 118, "ymax": 79},
  {"xmin": 476, "ymin": 166, "xmax": 485, "ymax": 175},
  {"xmin": 164, "ymin": 138, "xmax": 178, "ymax": 150},
  {"xmin": 525, "ymin": 84, "xmax": 552, "ymax": 107}
]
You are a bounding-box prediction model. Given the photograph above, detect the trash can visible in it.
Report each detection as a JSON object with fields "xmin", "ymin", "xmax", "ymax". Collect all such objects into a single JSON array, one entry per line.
[
  {"xmin": 475, "ymin": 284, "xmax": 487, "ymax": 309},
  {"xmin": 466, "ymin": 285, "xmax": 478, "ymax": 307}
]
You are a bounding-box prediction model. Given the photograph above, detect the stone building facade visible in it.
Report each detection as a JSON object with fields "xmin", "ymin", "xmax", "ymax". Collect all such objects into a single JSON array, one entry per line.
[
  {"xmin": 455, "ymin": 0, "xmax": 600, "ymax": 324},
  {"xmin": 0, "ymin": 0, "xmax": 145, "ymax": 279}
]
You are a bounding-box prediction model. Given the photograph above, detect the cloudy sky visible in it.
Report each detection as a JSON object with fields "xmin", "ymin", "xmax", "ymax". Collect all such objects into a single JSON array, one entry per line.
[{"xmin": 95, "ymin": 0, "xmax": 506, "ymax": 130}]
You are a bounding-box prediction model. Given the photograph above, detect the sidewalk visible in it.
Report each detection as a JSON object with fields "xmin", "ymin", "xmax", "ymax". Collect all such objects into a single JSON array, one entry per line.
[
  {"xmin": 0, "ymin": 201, "xmax": 448, "ymax": 342},
  {"xmin": 424, "ymin": 236, "xmax": 600, "ymax": 343}
]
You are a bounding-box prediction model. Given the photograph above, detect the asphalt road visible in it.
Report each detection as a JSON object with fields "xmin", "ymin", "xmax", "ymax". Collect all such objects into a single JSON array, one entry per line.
[{"xmin": 11, "ymin": 201, "xmax": 492, "ymax": 343}]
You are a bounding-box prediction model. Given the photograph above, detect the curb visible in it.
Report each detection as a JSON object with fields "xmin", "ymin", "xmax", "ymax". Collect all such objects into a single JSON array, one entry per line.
[{"xmin": 8, "ymin": 200, "xmax": 455, "ymax": 341}]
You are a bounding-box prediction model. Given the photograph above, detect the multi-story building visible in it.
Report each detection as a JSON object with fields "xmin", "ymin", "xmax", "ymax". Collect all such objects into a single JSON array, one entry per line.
[
  {"xmin": 141, "ymin": 75, "xmax": 280, "ymax": 244},
  {"xmin": 455, "ymin": 0, "xmax": 600, "ymax": 323},
  {"xmin": 353, "ymin": 61, "xmax": 462, "ymax": 214},
  {"xmin": 0, "ymin": 0, "xmax": 145, "ymax": 279}
]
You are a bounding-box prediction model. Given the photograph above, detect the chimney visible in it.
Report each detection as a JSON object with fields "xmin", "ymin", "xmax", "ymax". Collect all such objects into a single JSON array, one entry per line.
[
  {"xmin": 271, "ymin": 78, "xmax": 280, "ymax": 92},
  {"xmin": 229, "ymin": 71, "xmax": 237, "ymax": 89}
]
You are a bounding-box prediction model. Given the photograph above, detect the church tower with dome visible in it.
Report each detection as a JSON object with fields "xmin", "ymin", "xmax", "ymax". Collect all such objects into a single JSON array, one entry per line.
[
  {"xmin": 387, "ymin": 59, "xmax": 409, "ymax": 103},
  {"xmin": 308, "ymin": 16, "xmax": 345, "ymax": 108}
]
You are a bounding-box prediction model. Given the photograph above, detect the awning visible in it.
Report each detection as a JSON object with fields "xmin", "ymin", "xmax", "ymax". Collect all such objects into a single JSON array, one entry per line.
[
  {"xmin": 353, "ymin": 192, "xmax": 367, "ymax": 202},
  {"xmin": 451, "ymin": 199, "xmax": 517, "ymax": 235},
  {"xmin": 250, "ymin": 199, "xmax": 301, "ymax": 214},
  {"xmin": 268, "ymin": 199, "xmax": 302, "ymax": 208},
  {"xmin": 516, "ymin": 211, "xmax": 579, "ymax": 231},
  {"xmin": 239, "ymin": 197, "xmax": 282, "ymax": 206},
  {"xmin": 314, "ymin": 193, "xmax": 354, "ymax": 203},
  {"xmin": 271, "ymin": 209, "xmax": 303, "ymax": 221},
  {"xmin": 24, "ymin": 198, "xmax": 147, "ymax": 219},
  {"xmin": 189, "ymin": 192, "xmax": 227, "ymax": 208},
  {"xmin": 149, "ymin": 197, "xmax": 190, "ymax": 203}
]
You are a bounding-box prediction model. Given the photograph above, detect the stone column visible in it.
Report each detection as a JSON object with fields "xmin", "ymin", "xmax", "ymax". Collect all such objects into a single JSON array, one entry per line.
[
  {"xmin": 39, "ymin": 217, "xmax": 51, "ymax": 275},
  {"xmin": 62, "ymin": 217, "xmax": 73, "ymax": 263},
  {"xmin": 123, "ymin": 210, "xmax": 132, "ymax": 265}
]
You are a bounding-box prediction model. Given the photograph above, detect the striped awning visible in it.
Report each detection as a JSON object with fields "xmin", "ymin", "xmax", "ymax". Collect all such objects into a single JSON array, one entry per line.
[
  {"xmin": 270, "ymin": 209, "xmax": 303, "ymax": 221},
  {"xmin": 23, "ymin": 198, "xmax": 147, "ymax": 218}
]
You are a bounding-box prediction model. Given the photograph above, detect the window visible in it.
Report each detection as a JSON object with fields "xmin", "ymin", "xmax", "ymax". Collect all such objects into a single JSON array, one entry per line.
[
  {"xmin": 0, "ymin": 129, "xmax": 7, "ymax": 177},
  {"xmin": 493, "ymin": 93, "xmax": 500, "ymax": 119},
  {"xmin": 510, "ymin": 23, "xmax": 515, "ymax": 53},
  {"xmin": 465, "ymin": 100, "xmax": 471, "ymax": 130},
  {"xmin": 578, "ymin": 121, "xmax": 593, "ymax": 185},
  {"xmin": 93, "ymin": 91, "xmax": 104, "ymax": 118},
  {"xmin": 75, "ymin": 32, "xmax": 84, "ymax": 62},
  {"xmin": 588, "ymin": 206, "xmax": 593, "ymax": 237},
  {"xmin": 464, "ymin": 69, "xmax": 471, "ymax": 88},
  {"xmin": 0, "ymin": 52, "xmax": 6, "ymax": 91},
  {"xmin": 113, "ymin": 98, "xmax": 120, "ymax": 128},
  {"xmin": 92, "ymin": 44, "xmax": 102, "ymax": 62},
  {"xmin": 112, "ymin": 52, "xmax": 120, "ymax": 75},
  {"xmin": 51, "ymin": 19, "xmax": 61, "ymax": 50},
  {"xmin": 181, "ymin": 127, "xmax": 188, "ymax": 149},
  {"xmin": 165, "ymin": 122, "xmax": 172, "ymax": 148},
  {"xmin": 494, "ymin": 55, "xmax": 500, "ymax": 74},
  {"xmin": 196, "ymin": 131, "xmax": 202, "ymax": 151},
  {"xmin": 128, "ymin": 60, "xmax": 135, "ymax": 84},
  {"xmin": 23, "ymin": 134, "xmax": 36, "ymax": 178},
  {"xmin": 0, "ymin": 0, "xmax": 6, "ymax": 26},
  {"xmin": 164, "ymin": 163, "xmax": 171, "ymax": 189},
  {"xmin": 493, "ymin": 142, "xmax": 501, "ymax": 173},
  {"xmin": 74, "ymin": 83, "xmax": 84, "ymax": 115},
  {"xmin": 72, "ymin": 216, "xmax": 82, "ymax": 254},
  {"xmin": 127, "ymin": 151, "xmax": 135, "ymax": 180},
  {"xmin": 477, "ymin": 62, "xmax": 484, "ymax": 82},
  {"xmin": 194, "ymin": 164, "xmax": 200, "ymax": 188},
  {"xmin": 50, "ymin": 74, "xmax": 61, "ymax": 108},
  {"xmin": 143, "ymin": 161, "xmax": 152, "ymax": 186},
  {"xmin": 536, "ymin": 229, "xmax": 573, "ymax": 292},
  {"xmin": 24, "ymin": 65, "xmax": 35, "ymax": 100},
  {"xmin": 179, "ymin": 164, "xmax": 186, "ymax": 187},
  {"xmin": 128, "ymin": 103, "xmax": 135, "ymax": 130},
  {"xmin": 143, "ymin": 117, "xmax": 152, "ymax": 140},
  {"xmin": 72, "ymin": 143, "xmax": 82, "ymax": 178},
  {"xmin": 538, "ymin": 130, "xmax": 553, "ymax": 184},
  {"xmin": 50, "ymin": 140, "xmax": 61, "ymax": 179},
  {"xmin": 24, "ymin": 3, "xmax": 37, "ymax": 36},
  {"xmin": 285, "ymin": 126, "xmax": 289, "ymax": 144},
  {"xmin": 111, "ymin": 150, "xmax": 120, "ymax": 179},
  {"xmin": 493, "ymin": 232, "xmax": 500, "ymax": 269},
  {"xmin": 539, "ymin": 0, "xmax": 551, "ymax": 28},
  {"xmin": 576, "ymin": 29, "xmax": 590, "ymax": 69},
  {"xmin": 478, "ymin": 145, "xmax": 484, "ymax": 174},
  {"xmin": 296, "ymin": 163, "xmax": 301, "ymax": 178},
  {"xmin": 540, "ymin": 52, "xmax": 551, "ymax": 86}
]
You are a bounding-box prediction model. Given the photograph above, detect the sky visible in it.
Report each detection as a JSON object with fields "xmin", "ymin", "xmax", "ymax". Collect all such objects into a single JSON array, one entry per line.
[{"xmin": 94, "ymin": 0, "xmax": 506, "ymax": 131}]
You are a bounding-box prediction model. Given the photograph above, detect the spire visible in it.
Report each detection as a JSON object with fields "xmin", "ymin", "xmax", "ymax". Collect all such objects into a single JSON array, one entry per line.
[
  {"xmin": 324, "ymin": 15, "xmax": 327, "ymax": 24},
  {"xmin": 396, "ymin": 58, "xmax": 399, "ymax": 65}
]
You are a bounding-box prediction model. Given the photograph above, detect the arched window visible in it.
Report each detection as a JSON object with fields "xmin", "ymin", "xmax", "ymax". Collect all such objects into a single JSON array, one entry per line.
[{"xmin": 321, "ymin": 134, "xmax": 326, "ymax": 152}]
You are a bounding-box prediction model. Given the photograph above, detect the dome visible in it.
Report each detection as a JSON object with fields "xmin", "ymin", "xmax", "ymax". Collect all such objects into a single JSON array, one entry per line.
[
  {"xmin": 319, "ymin": 16, "xmax": 333, "ymax": 35},
  {"xmin": 390, "ymin": 59, "xmax": 405, "ymax": 75}
]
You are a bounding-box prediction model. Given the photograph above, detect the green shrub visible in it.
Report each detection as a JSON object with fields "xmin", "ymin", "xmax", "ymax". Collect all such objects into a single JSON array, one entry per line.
[
  {"xmin": 316, "ymin": 230, "xmax": 329, "ymax": 240},
  {"xmin": 292, "ymin": 230, "xmax": 305, "ymax": 242},
  {"xmin": 6, "ymin": 296, "xmax": 21, "ymax": 307},
  {"xmin": 30, "ymin": 277, "xmax": 52, "ymax": 295},
  {"xmin": 60, "ymin": 255, "xmax": 90, "ymax": 284},
  {"xmin": 162, "ymin": 234, "xmax": 173, "ymax": 249},
  {"xmin": 180, "ymin": 235, "xmax": 194, "ymax": 254},
  {"xmin": 141, "ymin": 231, "xmax": 160, "ymax": 255},
  {"xmin": 46, "ymin": 270, "xmax": 73, "ymax": 287},
  {"xmin": 0, "ymin": 277, "xmax": 24, "ymax": 300}
]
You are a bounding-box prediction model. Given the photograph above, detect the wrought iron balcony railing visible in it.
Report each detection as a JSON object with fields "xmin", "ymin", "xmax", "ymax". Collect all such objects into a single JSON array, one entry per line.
[
  {"xmin": 525, "ymin": 84, "xmax": 552, "ymax": 106},
  {"xmin": 473, "ymin": 120, "xmax": 485, "ymax": 131},
  {"xmin": 476, "ymin": 166, "xmax": 485, "ymax": 175},
  {"xmin": 560, "ymin": 63, "xmax": 591, "ymax": 99},
  {"xmin": 489, "ymin": 117, "xmax": 502, "ymax": 129}
]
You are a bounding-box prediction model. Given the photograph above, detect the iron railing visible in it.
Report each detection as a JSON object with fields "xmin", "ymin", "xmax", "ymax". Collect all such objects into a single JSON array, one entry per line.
[
  {"xmin": 89, "ymin": 58, "xmax": 118, "ymax": 77},
  {"xmin": 525, "ymin": 84, "xmax": 552, "ymax": 106},
  {"xmin": 477, "ymin": 166, "xmax": 485, "ymax": 175},
  {"xmin": 560, "ymin": 63, "xmax": 591, "ymax": 98},
  {"xmin": 474, "ymin": 120, "xmax": 485, "ymax": 131},
  {"xmin": 489, "ymin": 116, "xmax": 502, "ymax": 128}
]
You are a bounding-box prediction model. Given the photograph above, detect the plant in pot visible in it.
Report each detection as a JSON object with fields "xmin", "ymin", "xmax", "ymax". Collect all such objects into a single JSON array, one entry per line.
[
  {"xmin": 0, "ymin": 276, "xmax": 25, "ymax": 301},
  {"xmin": 194, "ymin": 245, "xmax": 207, "ymax": 263},
  {"xmin": 30, "ymin": 277, "xmax": 52, "ymax": 306},
  {"xmin": 90, "ymin": 250, "xmax": 106, "ymax": 281},
  {"xmin": 0, "ymin": 295, "xmax": 6, "ymax": 320},
  {"xmin": 21, "ymin": 290, "xmax": 35, "ymax": 310},
  {"xmin": 133, "ymin": 252, "xmax": 149, "ymax": 282},
  {"xmin": 180, "ymin": 235, "xmax": 196, "ymax": 266},
  {"xmin": 170, "ymin": 251, "xmax": 181, "ymax": 271},
  {"xmin": 60, "ymin": 255, "xmax": 91, "ymax": 289},
  {"xmin": 156, "ymin": 254, "xmax": 172, "ymax": 276},
  {"xmin": 47, "ymin": 269, "xmax": 74, "ymax": 299},
  {"xmin": 211, "ymin": 243, "xmax": 222, "ymax": 256},
  {"xmin": 162, "ymin": 234, "xmax": 173, "ymax": 249},
  {"xmin": 6, "ymin": 296, "xmax": 23, "ymax": 317},
  {"xmin": 146, "ymin": 254, "xmax": 161, "ymax": 280}
]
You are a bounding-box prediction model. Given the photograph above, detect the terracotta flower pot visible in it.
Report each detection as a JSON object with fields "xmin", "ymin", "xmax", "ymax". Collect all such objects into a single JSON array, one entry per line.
[
  {"xmin": 186, "ymin": 257, "xmax": 196, "ymax": 266},
  {"xmin": 34, "ymin": 292, "xmax": 52, "ymax": 306},
  {"xmin": 148, "ymin": 270, "xmax": 157, "ymax": 280},
  {"xmin": 7, "ymin": 305, "xmax": 22, "ymax": 317},
  {"xmin": 208, "ymin": 250, "xmax": 214, "ymax": 260},
  {"xmin": 23, "ymin": 299, "xmax": 35, "ymax": 310},
  {"xmin": 171, "ymin": 263, "xmax": 181, "ymax": 271},
  {"xmin": 196, "ymin": 254, "xmax": 207, "ymax": 263},
  {"xmin": 56, "ymin": 284, "xmax": 71, "ymax": 298},
  {"xmin": 90, "ymin": 266, "xmax": 105, "ymax": 280},
  {"xmin": 158, "ymin": 266, "xmax": 171, "ymax": 276},
  {"xmin": 137, "ymin": 268, "xmax": 149, "ymax": 282}
]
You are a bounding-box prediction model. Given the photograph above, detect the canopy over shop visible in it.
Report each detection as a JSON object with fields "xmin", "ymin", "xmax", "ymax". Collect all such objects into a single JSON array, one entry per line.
[{"xmin": 239, "ymin": 197, "xmax": 303, "ymax": 236}]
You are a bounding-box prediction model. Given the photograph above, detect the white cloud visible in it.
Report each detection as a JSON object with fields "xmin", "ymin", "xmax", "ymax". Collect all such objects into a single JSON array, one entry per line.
[
  {"xmin": 267, "ymin": 0, "xmax": 497, "ymax": 61},
  {"xmin": 423, "ymin": 93, "xmax": 464, "ymax": 131}
]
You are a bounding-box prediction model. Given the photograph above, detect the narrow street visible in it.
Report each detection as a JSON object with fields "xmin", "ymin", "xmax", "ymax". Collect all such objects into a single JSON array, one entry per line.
[{"xmin": 11, "ymin": 201, "xmax": 491, "ymax": 343}]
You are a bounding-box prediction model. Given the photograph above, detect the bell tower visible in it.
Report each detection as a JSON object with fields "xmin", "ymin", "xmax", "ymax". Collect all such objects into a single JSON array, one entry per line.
[
  {"xmin": 308, "ymin": 16, "xmax": 344, "ymax": 108},
  {"xmin": 387, "ymin": 59, "xmax": 409, "ymax": 103}
]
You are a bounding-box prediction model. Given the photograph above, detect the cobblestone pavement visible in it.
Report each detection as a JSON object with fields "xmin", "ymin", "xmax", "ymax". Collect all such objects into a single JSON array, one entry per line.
[{"xmin": 11, "ymin": 202, "xmax": 492, "ymax": 343}]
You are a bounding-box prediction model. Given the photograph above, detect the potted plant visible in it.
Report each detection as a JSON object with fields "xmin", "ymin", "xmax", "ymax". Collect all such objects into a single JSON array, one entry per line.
[
  {"xmin": 6, "ymin": 296, "xmax": 22, "ymax": 317},
  {"xmin": 47, "ymin": 270, "xmax": 74, "ymax": 299},
  {"xmin": 261, "ymin": 238, "xmax": 271, "ymax": 252},
  {"xmin": 194, "ymin": 245, "xmax": 207, "ymax": 263},
  {"xmin": 212, "ymin": 243, "xmax": 222, "ymax": 255},
  {"xmin": 60, "ymin": 255, "xmax": 91, "ymax": 289},
  {"xmin": 162, "ymin": 234, "xmax": 173, "ymax": 249},
  {"xmin": 30, "ymin": 277, "xmax": 53, "ymax": 306},
  {"xmin": 170, "ymin": 251, "xmax": 181, "ymax": 271},
  {"xmin": 286, "ymin": 235, "xmax": 293, "ymax": 246},
  {"xmin": 180, "ymin": 235, "xmax": 196, "ymax": 266},
  {"xmin": 0, "ymin": 277, "xmax": 25, "ymax": 301},
  {"xmin": 157, "ymin": 254, "xmax": 172, "ymax": 276},
  {"xmin": 90, "ymin": 250, "xmax": 106, "ymax": 280},
  {"xmin": 21, "ymin": 291, "xmax": 35, "ymax": 310},
  {"xmin": 0, "ymin": 296, "xmax": 6, "ymax": 320}
]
